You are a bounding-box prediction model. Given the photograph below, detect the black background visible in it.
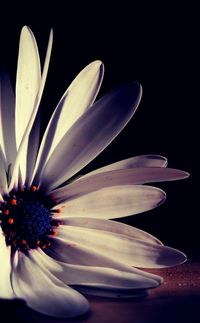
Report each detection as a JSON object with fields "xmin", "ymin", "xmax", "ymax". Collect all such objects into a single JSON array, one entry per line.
[{"xmin": 0, "ymin": 2, "xmax": 198, "ymax": 261}]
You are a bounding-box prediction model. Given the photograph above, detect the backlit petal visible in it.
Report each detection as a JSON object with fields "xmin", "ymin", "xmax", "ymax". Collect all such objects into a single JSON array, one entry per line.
[
  {"xmin": 52, "ymin": 217, "xmax": 163, "ymax": 245},
  {"xmin": 0, "ymin": 230, "xmax": 14, "ymax": 298},
  {"xmin": 15, "ymin": 26, "xmax": 41, "ymax": 185},
  {"xmin": 11, "ymin": 250, "xmax": 89, "ymax": 318},
  {"xmin": 81, "ymin": 154, "xmax": 168, "ymax": 179},
  {"xmin": 32, "ymin": 61, "xmax": 104, "ymax": 186},
  {"xmin": 47, "ymin": 236, "xmax": 163, "ymax": 284},
  {"xmin": 56, "ymin": 225, "xmax": 187, "ymax": 268},
  {"xmin": 39, "ymin": 82, "xmax": 142, "ymax": 190},
  {"xmin": 30, "ymin": 250, "xmax": 159, "ymax": 297},
  {"xmin": 9, "ymin": 29, "xmax": 53, "ymax": 191},
  {"xmin": 0, "ymin": 72, "xmax": 16, "ymax": 173},
  {"xmin": 53, "ymin": 185, "xmax": 166, "ymax": 218},
  {"xmin": 25, "ymin": 30, "xmax": 53, "ymax": 186},
  {"xmin": 51, "ymin": 167, "xmax": 188, "ymax": 203}
]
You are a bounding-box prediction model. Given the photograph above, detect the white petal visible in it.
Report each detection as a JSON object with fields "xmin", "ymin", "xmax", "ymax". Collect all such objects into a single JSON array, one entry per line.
[
  {"xmin": 53, "ymin": 185, "xmax": 166, "ymax": 218},
  {"xmin": 51, "ymin": 167, "xmax": 188, "ymax": 203},
  {"xmin": 11, "ymin": 250, "xmax": 89, "ymax": 318},
  {"xmin": 15, "ymin": 26, "xmax": 41, "ymax": 185},
  {"xmin": 74, "ymin": 286, "xmax": 149, "ymax": 298},
  {"xmin": 0, "ymin": 72, "xmax": 15, "ymax": 194},
  {"xmin": 25, "ymin": 30, "xmax": 53, "ymax": 186},
  {"xmin": 32, "ymin": 61, "xmax": 104, "ymax": 186},
  {"xmin": 0, "ymin": 230, "xmax": 14, "ymax": 298},
  {"xmin": 30, "ymin": 250, "xmax": 159, "ymax": 297},
  {"xmin": 47, "ymin": 236, "xmax": 163, "ymax": 284},
  {"xmin": 53, "ymin": 217, "xmax": 163, "ymax": 245},
  {"xmin": 15, "ymin": 26, "xmax": 41, "ymax": 148},
  {"xmin": 39, "ymin": 82, "xmax": 142, "ymax": 190},
  {"xmin": 56, "ymin": 225, "xmax": 187, "ymax": 268},
  {"xmin": 0, "ymin": 152, "xmax": 8, "ymax": 195},
  {"xmin": 37, "ymin": 29, "xmax": 53, "ymax": 104},
  {"xmin": 0, "ymin": 72, "xmax": 16, "ymax": 172},
  {"xmin": 25, "ymin": 112, "xmax": 41, "ymax": 186},
  {"xmin": 81, "ymin": 154, "xmax": 168, "ymax": 179},
  {"xmin": 9, "ymin": 29, "xmax": 53, "ymax": 191}
]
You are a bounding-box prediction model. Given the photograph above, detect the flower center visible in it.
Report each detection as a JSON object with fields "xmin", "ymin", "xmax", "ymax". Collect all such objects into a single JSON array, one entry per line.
[{"xmin": 0, "ymin": 187, "xmax": 61, "ymax": 252}]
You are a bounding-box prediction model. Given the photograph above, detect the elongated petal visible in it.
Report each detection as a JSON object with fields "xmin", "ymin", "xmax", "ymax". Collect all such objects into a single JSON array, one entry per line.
[
  {"xmin": 74, "ymin": 286, "xmax": 149, "ymax": 298},
  {"xmin": 15, "ymin": 26, "xmax": 41, "ymax": 149},
  {"xmin": 0, "ymin": 230, "xmax": 14, "ymax": 298},
  {"xmin": 0, "ymin": 73, "xmax": 15, "ymax": 193},
  {"xmin": 32, "ymin": 61, "xmax": 104, "ymax": 186},
  {"xmin": 0, "ymin": 72, "xmax": 16, "ymax": 172},
  {"xmin": 30, "ymin": 250, "xmax": 159, "ymax": 296},
  {"xmin": 11, "ymin": 251, "xmax": 89, "ymax": 318},
  {"xmin": 39, "ymin": 82, "xmax": 142, "ymax": 190},
  {"xmin": 47, "ymin": 237, "xmax": 163, "ymax": 284},
  {"xmin": 0, "ymin": 150, "xmax": 8, "ymax": 195},
  {"xmin": 52, "ymin": 217, "xmax": 163, "ymax": 245},
  {"xmin": 9, "ymin": 29, "xmax": 53, "ymax": 191},
  {"xmin": 56, "ymin": 225, "xmax": 187, "ymax": 268},
  {"xmin": 15, "ymin": 26, "xmax": 41, "ymax": 184},
  {"xmin": 51, "ymin": 167, "xmax": 188, "ymax": 203},
  {"xmin": 53, "ymin": 185, "xmax": 166, "ymax": 218},
  {"xmin": 26, "ymin": 30, "xmax": 53, "ymax": 186},
  {"xmin": 25, "ymin": 112, "xmax": 40, "ymax": 186},
  {"xmin": 81, "ymin": 155, "xmax": 168, "ymax": 179}
]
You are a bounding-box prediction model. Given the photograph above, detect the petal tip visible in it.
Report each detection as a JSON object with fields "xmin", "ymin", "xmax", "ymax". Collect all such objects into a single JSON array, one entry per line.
[
  {"xmin": 172, "ymin": 249, "xmax": 187, "ymax": 267},
  {"xmin": 68, "ymin": 295, "xmax": 90, "ymax": 319},
  {"xmin": 21, "ymin": 25, "xmax": 31, "ymax": 35},
  {"xmin": 134, "ymin": 82, "xmax": 143, "ymax": 95},
  {"xmin": 184, "ymin": 171, "xmax": 190, "ymax": 178},
  {"xmin": 158, "ymin": 189, "xmax": 167, "ymax": 206},
  {"xmin": 177, "ymin": 170, "xmax": 190, "ymax": 180},
  {"xmin": 157, "ymin": 246, "xmax": 187, "ymax": 268},
  {"xmin": 90, "ymin": 60, "xmax": 105, "ymax": 73}
]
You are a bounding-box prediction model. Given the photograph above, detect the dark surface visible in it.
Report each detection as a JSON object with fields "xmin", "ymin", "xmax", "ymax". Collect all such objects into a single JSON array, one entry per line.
[{"xmin": 1, "ymin": 262, "xmax": 200, "ymax": 323}]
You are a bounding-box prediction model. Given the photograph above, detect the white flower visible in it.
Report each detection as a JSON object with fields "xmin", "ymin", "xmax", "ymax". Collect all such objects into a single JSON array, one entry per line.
[{"xmin": 0, "ymin": 26, "xmax": 189, "ymax": 318}]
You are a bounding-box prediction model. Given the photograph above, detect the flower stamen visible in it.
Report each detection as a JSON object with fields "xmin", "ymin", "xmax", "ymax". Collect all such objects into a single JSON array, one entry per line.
[
  {"xmin": 8, "ymin": 218, "xmax": 14, "ymax": 224},
  {"xmin": 10, "ymin": 198, "xmax": 17, "ymax": 205},
  {"xmin": 0, "ymin": 187, "xmax": 61, "ymax": 252}
]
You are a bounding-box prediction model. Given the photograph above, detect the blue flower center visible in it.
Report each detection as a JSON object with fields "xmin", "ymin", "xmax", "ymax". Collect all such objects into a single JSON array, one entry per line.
[
  {"xmin": 0, "ymin": 188, "xmax": 61, "ymax": 251},
  {"xmin": 17, "ymin": 201, "xmax": 51, "ymax": 242}
]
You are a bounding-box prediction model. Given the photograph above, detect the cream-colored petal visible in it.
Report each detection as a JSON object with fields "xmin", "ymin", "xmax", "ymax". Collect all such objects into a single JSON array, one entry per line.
[
  {"xmin": 11, "ymin": 250, "xmax": 89, "ymax": 318},
  {"xmin": 56, "ymin": 225, "xmax": 187, "ymax": 268},
  {"xmin": 51, "ymin": 167, "xmax": 188, "ymax": 203},
  {"xmin": 30, "ymin": 249, "xmax": 159, "ymax": 298},
  {"xmin": 52, "ymin": 217, "xmax": 163, "ymax": 245},
  {"xmin": 15, "ymin": 26, "xmax": 41, "ymax": 185},
  {"xmin": 39, "ymin": 82, "xmax": 142, "ymax": 190},
  {"xmin": 47, "ymin": 236, "xmax": 163, "ymax": 284},
  {"xmin": 81, "ymin": 154, "xmax": 168, "ymax": 179},
  {"xmin": 15, "ymin": 26, "xmax": 41, "ymax": 149},
  {"xmin": 0, "ymin": 152, "xmax": 8, "ymax": 195},
  {"xmin": 32, "ymin": 61, "xmax": 104, "ymax": 186},
  {"xmin": 0, "ymin": 230, "xmax": 14, "ymax": 298},
  {"xmin": 25, "ymin": 30, "xmax": 53, "ymax": 186},
  {"xmin": 53, "ymin": 185, "xmax": 166, "ymax": 218},
  {"xmin": 9, "ymin": 29, "xmax": 53, "ymax": 191},
  {"xmin": 0, "ymin": 72, "xmax": 16, "ymax": 173},
  {"xmin": 25, "ymin": 112, "xmax": 41, "ymax": 186}
]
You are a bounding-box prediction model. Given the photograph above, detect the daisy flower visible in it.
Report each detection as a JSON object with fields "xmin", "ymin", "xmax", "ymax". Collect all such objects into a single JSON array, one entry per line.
[{"xmin": 0, "ymin": 26, "xmax": 189, "ymax": 318}]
